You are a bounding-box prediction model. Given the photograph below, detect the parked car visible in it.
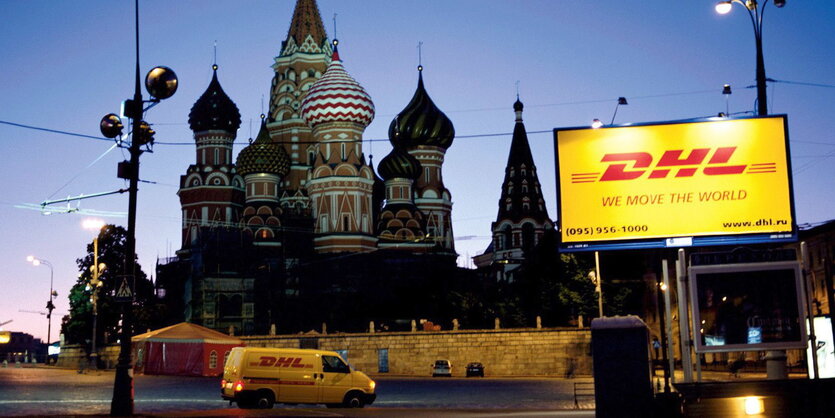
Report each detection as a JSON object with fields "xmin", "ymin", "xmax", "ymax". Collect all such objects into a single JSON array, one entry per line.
[
  {"xmin": 466, "ymin": 362, "xmax": 484, "ymax": 377},
  {"xmin": 432, "ymin": 359, "xmax": 452, "ymax": 377}
]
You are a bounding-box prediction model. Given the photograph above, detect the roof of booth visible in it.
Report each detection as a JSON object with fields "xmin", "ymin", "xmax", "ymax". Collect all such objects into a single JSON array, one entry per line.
[{"xmin": 132, "ymin": 322, "xmax": 243, "ymax": 344}]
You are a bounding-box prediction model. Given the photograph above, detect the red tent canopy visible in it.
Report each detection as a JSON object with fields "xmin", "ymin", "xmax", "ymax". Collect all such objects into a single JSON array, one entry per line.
[{"xmin": 132, "ymin": 322, "xmax": 244, "ymax": 377}]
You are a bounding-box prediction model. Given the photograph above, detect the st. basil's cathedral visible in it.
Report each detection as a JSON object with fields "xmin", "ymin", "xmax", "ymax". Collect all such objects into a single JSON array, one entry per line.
[{"xmin": 157, "ymin": 0, "xmax": 553, "ymax": 335}]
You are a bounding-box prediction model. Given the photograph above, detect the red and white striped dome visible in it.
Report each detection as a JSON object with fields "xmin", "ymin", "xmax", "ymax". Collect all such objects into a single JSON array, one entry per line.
[{"xmin": 301, "ymin": 48, "xmax": 375, "ymax": 128}]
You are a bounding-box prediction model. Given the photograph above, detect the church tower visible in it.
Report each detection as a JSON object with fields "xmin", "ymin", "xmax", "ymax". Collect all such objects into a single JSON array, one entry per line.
[
  {"xmin": 376, "ymin": 146, "xmax": 432, "ymax": 251},
  {"xmin": 301, "ymin": 43, "xmax": 377, "ymax": 253},
  {"xmin": 389, "ymin": 67, "xmax": 456, "ymax": 253},
  {"xmin": 268, "ymin": 0, "xmax": 332, "ymax": 217},
  {"xmin": 236, "ymin": 116, "xmax": 291, "ymax": 247},
  {"xmin": 476, "ymin": 97, "xmax": 553, "ymax": 279},
  {"xmin": 178, "ymin": 65, "xmax": 244, "ymax": 250}
]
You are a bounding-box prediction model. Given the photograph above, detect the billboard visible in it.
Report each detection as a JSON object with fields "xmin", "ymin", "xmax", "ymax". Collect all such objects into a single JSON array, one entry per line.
[
  {"xmin": 554, "ymin": 116, "xmax": 796, "ymax": 251},
  {"xmin": 689, "ymin": 261, "xmax": 806, "ymax": 353}
]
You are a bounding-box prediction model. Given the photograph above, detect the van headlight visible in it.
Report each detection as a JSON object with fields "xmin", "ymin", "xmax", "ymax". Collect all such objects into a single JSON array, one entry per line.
[{"xmin": 369, "ymin": 380, "xmax": 376, "ymax": 391}]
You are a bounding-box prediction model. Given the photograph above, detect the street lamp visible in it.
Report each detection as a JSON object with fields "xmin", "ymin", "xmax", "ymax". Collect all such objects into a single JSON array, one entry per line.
[
  {"xmin": 97, "ymin": 0, "xmax": 178, "ymax": 414},
  {"xmin": 715, "ymin": 0, "xmax": 786, "ymax": 116},
  {"xmin": 26, "ymin": 256, "xmax": 56, "ymax": 346},
  {"xmin": 83, "ymin": 219, "xmax": 106, "ymax": 370}
]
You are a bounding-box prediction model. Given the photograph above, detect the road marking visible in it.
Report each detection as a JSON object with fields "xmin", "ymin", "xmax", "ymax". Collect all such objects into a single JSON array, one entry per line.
[{"xmin": 0, "ymin": 399, "xmax": 222, "ymax": 404}]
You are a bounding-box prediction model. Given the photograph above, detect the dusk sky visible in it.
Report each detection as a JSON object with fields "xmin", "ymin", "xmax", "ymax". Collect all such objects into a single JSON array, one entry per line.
[{"xmin": 2, "ymin": 0, "xmax": 833, "ymax": 343}]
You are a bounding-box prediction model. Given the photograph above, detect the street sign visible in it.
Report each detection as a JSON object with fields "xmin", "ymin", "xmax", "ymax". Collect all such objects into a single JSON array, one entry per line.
[{"xmin": 114, "ymin": 275, "xmax": 134, "ymax": 302}]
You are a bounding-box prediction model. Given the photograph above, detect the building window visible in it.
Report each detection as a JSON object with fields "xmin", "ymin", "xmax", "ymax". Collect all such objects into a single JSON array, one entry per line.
[
  {"xmin": 209, "ymin": 350, "xmax": 218, "ymax": 369},
  {"xmin": 522, "ymin": 223, "xmax": 535, "ymax": 252},
  {"xmin": 378, "ymin": 349, "xmax": 389, "ymax": 373},
  {"xmin": 319, "ymin": 215, "xmax": 328, "ymax": 233},
  {"xmin": 342, "ymin": 214, "xmax": 350, "ymax": 231}
]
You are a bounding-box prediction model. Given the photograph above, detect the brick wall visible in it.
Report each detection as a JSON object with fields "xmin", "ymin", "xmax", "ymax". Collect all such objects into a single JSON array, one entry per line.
[{"xmin": 243, "ymin": 327, "xmax": 592, "ymax": 377}]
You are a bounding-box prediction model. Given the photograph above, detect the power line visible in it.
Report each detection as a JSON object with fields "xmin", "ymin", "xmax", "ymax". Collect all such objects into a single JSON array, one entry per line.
[{"xmin": 0, "ymin": 120, "xmax": 112, "ymax": 142}]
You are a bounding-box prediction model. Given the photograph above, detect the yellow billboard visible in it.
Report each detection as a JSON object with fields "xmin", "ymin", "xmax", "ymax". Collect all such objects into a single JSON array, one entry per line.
[{"xmin": 555, "ymin": 116, "xmax": 794, "ymax": 247}]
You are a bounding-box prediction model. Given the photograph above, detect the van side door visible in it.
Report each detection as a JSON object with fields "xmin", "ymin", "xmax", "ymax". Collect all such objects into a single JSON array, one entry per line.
[
  {"xmin": 274, "ymin": 355, "xmax": 316, "ymax": 403},
  {"xmin": 318, "ymin": 355, "xmax": 352, "ymax": 404}
]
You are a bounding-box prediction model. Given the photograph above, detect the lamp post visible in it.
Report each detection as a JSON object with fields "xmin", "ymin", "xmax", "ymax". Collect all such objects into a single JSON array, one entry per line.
[
  {"xmin": 715, "ymin": 0, "xmax": 786, "ymax": 116},
  {"xmin": 26, "ymin": 256, "xmax": 56, "ymax": 347},
  {"xmin": 98, "ymin": 0, "xmax": 177, "ymax": 414},
  {"xmin": 83, "ymin": 219, "xmax": 106, "ymax": 370},
  {"xmin": 588, "ymin": 251, "xmax": 604, "ymax": 319}
]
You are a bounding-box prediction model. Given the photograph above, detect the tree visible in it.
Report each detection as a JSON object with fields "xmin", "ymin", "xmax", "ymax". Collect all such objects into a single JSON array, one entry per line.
[{"xmin": 61, "ymin": 225, "xmax": 168, "ymax": 348}]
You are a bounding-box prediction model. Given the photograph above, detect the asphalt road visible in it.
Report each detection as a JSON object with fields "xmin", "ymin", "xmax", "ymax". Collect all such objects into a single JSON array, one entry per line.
[{"xmin": 0, "ymin": 366, "xmax": 595, "ymax": 416}]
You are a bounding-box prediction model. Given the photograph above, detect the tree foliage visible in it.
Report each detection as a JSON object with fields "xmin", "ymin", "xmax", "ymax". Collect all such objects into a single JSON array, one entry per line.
[{"xmin": 60, "ymin": 225, "xmax": 169, "ymax": 347}]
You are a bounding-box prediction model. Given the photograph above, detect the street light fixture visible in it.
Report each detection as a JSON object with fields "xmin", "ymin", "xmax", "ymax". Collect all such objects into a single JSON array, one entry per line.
[
  {"xmin": 83, "ymin": 219, "xmax": 106, "ymax": 370},
  {"xmin": 715, "ymin": 0, "xmax": 786, "ymax": 116},
  {"xmin": 26, "ymin": 255, "xmax": 56, "ymax": 347},
  {"xmin": 98, "ymin": 0, "xmax": 178, "ymax": 414}
]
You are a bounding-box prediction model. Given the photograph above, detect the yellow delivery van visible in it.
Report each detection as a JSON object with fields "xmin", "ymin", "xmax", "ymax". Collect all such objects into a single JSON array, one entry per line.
[{"xmin": 221, "ymin": 347, "xmax": 376, "ymax": 409}]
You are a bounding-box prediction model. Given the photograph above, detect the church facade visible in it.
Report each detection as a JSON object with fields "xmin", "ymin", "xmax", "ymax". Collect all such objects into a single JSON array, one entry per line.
[{"xmin": 157, "ymin": 0, "xmax": 461, "ymax": 335}]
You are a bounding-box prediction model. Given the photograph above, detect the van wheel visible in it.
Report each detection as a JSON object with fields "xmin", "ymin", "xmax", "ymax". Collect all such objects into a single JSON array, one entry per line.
[
  {"xmin": 343, "ymin": 391, "xmax": 365, "ymax": 408},
  {"xmin": 254, "ymin": 390, "xmax": 275, "ymax": 409}
]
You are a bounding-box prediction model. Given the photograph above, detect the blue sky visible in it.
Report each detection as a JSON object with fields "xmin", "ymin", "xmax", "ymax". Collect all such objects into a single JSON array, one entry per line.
[{"xmin": 2, "ymin": 0, "xmax": 833, "ymax": 342}]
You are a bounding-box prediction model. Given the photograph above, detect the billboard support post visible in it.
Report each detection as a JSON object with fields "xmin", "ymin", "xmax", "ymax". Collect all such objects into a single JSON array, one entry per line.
[
  {"xmin": 801, "ymin": 241, "xmax": 820, "ymax": 378},
  {"xmin": 655, "ymin": 271, "xmax": 671, "ymax": 393},
  {"xmin": 662, "ymin": 259, "xmax": 675, "ymax": 384},
  {"xmin": 676, "ymin": 249, "xmax": 694, "ymax": 383}
]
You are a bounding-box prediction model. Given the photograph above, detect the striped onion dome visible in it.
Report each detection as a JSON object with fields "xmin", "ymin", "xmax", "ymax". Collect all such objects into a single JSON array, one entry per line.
[
  {"xmin": 378, "ymin": 147, "xmax": 422, "ymax": 181},
  {"xmin": 301, "ymin": 45, "xmax": 375, "ymax": 128},
  {"xmin": 388, "ymin": 69, "xmax": 454, "ymax": 150},
  {"xmin": 236, "ymin": 118, "xmax": 290, "ymax": 177}
]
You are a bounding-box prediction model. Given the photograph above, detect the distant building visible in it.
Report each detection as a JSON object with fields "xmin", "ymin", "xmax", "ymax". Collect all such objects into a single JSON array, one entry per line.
[
  {"xmin": 473, "ymin": 97, "xmax": 554, "ymax": 281},
  {"xmin": 156, "ymin": 0, "xmax": 461, "ymax": 335},
  {"xmin": 792, "ymin": 220, "xmax": 835, "ymax": 317},
  {"xmin": 0, "ymin": 331, "xmax": 44, "ymax": 363}
]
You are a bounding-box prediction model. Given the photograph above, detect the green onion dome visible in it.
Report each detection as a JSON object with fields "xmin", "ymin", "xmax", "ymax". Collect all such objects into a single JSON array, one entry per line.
[
  {"xmin": 388, "ymin": 70, "xmax": 454, "ymax": 150},
  {"xmin": 236, "ymin": 118, "xmax": 290, "ymax": 177},
  {"xmin": 378, "ymin": 147, "xmax": 422, "ymax": 181}
]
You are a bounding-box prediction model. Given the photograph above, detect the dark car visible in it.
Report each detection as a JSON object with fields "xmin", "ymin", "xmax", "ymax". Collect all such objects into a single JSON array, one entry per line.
[{"xmin": 465, "ymin": 362, "xmax": 484, "ymax": 377}]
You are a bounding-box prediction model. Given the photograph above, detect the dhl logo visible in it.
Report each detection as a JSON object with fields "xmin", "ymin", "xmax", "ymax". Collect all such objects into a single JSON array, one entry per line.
[
  {"xmin": 250, "ymin": 356, "xmax": 313, "ymax": 368},
  {"xmin": 571, "ymin": 147, "xmax": 776, "ymax": 183}
]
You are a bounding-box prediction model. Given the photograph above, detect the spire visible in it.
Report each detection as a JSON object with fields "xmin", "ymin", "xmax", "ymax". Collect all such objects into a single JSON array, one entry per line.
[
  {"xmin": 507, "ymin": 98, "xmax": 533, "ymax": 168},
  {"xmin": 286, "ymin": 0, "xmax": 327, "ymax": 48},
  {"xmin": 497, "ymin": 96, "xmax": 549, "ymax": 223}
]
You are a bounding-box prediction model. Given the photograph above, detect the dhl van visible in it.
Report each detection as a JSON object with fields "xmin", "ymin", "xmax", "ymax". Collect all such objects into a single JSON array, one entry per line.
[{"xmin": 221, "ymin": 347, "xmax": 376, "ymax": 409}]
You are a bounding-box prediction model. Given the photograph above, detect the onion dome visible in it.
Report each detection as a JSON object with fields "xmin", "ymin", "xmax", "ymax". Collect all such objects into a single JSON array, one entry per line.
[
  {"xmin": 513, "ymin": 97, "xmax": 524, "ymax": 113},
  {"xmin": 378, "ymin": 147, "xmax": 422, "ymax": 181},
  {"xmin": 388, "ymin": 68, "xmax": 454, "ymax": 149},
  {"xmin": 300, "ymin": 44, "xmax": 375, "ymax": 128},
  {"xmin": 188, "ymin": 66, "xmax": 241, "ymax": 132},
  {"xmin": 236, "ymin": 117, "xmax": 290, "ymax": 177}
]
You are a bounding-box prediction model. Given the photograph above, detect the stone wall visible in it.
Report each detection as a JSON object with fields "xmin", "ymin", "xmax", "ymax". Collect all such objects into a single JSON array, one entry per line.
[
  {"xmin": 243, "ymin": 327, "xmax": 592, "ymax": 377},
  {"xmin": 56, "ymin": 345, "xmax": 120, "ymax": 369}
]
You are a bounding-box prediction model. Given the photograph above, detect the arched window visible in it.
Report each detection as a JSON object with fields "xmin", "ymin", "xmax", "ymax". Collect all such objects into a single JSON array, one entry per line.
[
  {"xmin": 522, "ymin": 223, "xmax": 535, "ymax": 252},
  {"xmin": 209, "ymin": 350, "xmax": 218, "ymax": 369},
  {"xmin": 502, "ymin": 225, "xmax": 512, "ymax": 250}
]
